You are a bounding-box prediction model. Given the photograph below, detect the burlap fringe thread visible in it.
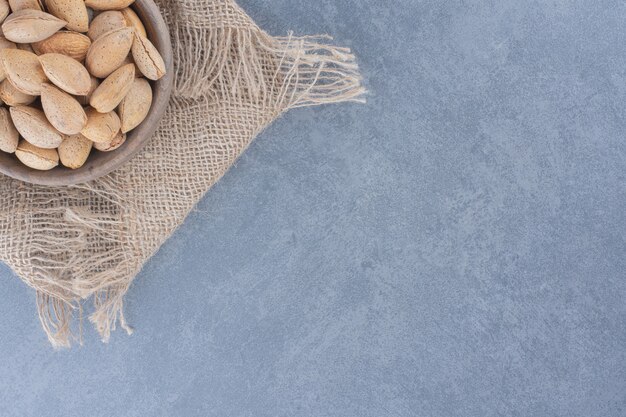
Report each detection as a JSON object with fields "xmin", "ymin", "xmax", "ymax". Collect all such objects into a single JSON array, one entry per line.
[{"xmin": 5, "ymin": 1, "xmax": 364, "ymax": 347}]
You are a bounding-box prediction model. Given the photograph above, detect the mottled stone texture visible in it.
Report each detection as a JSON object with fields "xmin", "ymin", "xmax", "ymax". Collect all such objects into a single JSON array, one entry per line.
[{"xmin": 0, "ymin": 0, "xmax": 625, "ymax": 416}]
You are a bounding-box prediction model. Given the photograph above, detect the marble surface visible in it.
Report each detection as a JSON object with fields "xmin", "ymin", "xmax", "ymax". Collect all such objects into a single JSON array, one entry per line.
[{"xmin": 1, "ymin": 0, "xmax": 625, "ymax": 416}]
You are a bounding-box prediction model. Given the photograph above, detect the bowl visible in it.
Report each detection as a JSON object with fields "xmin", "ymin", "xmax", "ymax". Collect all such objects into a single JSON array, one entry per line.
[{"xmin": 0, "ymin": 0, "xmax": 174, "ymax": 186}]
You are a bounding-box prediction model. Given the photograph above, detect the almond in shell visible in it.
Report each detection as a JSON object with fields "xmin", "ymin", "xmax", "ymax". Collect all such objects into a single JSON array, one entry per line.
[
  {"xmin": 120, "ymin": 7, "xmax": 145, "ymax": 38},
  {"xmin": 89, "ymin": 63, "xmax": 134, "ymax": 113},
  {"xmin": 15, "ymin": 139, "xmax": 59, "ymax": 170},
  {"xmin": 58, "ymin": 133, "xmax": 92, "ymax": 168},
  {"xmin": 8, "ymin": 0, "xmax": 44, "ymax": 12},
  {"xmin": 0, "ymin": 36, "xmax": 16, "ymax": 82},
  {"xmin": 87, "ymin": 10, "xmax": 124, "ymax": 41},
  {"xmin": 0, "ymin": 79, "xmax": 36, "ymax": 105},
  {"xmin": 45, "ymin": 0, "xmax": 89, "ymax": 32},
  {"xmin": 93, "ymin": 130, "xmax": 125, "ymax": 151},
  {"xmin": 84, "ymin": 0, "xmax": 134, "ymax": 11},
  {"xmin": 0, "ymin": 48, "xmax": 48, "ymax": 95},
  {"xmin": 118, "ymin": 77, "xmax": 151, "ymax": 133},
  {"xmin": 32, "ymin": 31, "xmax": 91, "ymax": 61},
  {"xmin": 131, "ymin": 33, "xmax": 165, "ymax": 80},
  {"xmin": 76, "ymin": 75, "xmax": 98, "ymax": 105},
  {"xmin": 86, "ymin": 26, "xmax": 133, "ymax": 78},
  {"xmin": 10, "ymin": 105, "xmax": 63, "ymax": 148},
  {"xmin": 16, "ymin": 43, "xmax": 35, "ymax": 53},
  {"xmin": 40, "ymin": 83, "xmax": 87, "ymax": 134},
  {"xmin": 1, "ymin": 10, "xmax": 67, "ymax": 43},
  {"xmin": 39, "ymin": 52, "xmax": 91, "ymax": 95},
  {"xmin": 0, "ymin": 37, "xmax": 16, "ymax": 50},
  {"xmin": 0, "ymin": 107, "xmax": 19, "ymax": 153},
  {"xmin": 0, "ymin": 0, "xmax": 9, "ymax": 23},
  {"xmin": 119, "ymin": 54, "xmax": 141, "ymax": 77},
  {"xmin": 81, "ymin": 107, "xmax": 120, "ymax": 143}
]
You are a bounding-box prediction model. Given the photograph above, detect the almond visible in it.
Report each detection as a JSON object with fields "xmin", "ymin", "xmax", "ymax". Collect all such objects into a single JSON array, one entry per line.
[
  {"xmin": 84, "ymin": 0, "xmax": 134, "ymax": 11},
  {"xmin": 118, "ymin": 77, "xmax": 151, "ymax": 133},
  {"xmin": 58, "ymin": 133, "xmax": 92, "ymax": 168},
  {"xmin": 89, "ymin": 63, "xmax": 134, "ymax": 112},
  {"xmin": 87, "ymin": 10, "xmax": 124, "ymax": 41},
  {"xmin": 10, "ymin": 105, "xmax": 63, "ymax": 148},
  {"xmin": 0, "ymin": 107, "xmax": 19, "ymax": 153},
  {"xmin": 32, "ymin": 31, "xmax": 91, "ymax": 61},
  {"xmin": 119, "ymin": 54, "xmax": 141, "ymax": 77},
  {"xmin": 76, "ymin": 74, "xmax": 98, "ymax": 105},
  {"xmin": 0, "ymin": 48, "xmax": 47, "ymax": 95},
  {"xmin": 0, "ymin": 78, "xmax": 36, "ymax": 105},
  {"xmin": 15, "ymin": 139, "xmax": 59, "ymax": 170},
  {"xmin": 120, "ymin": 7, "xmax": 145, "ymax": 38},
  {"xmin": 16, "ymin": 42, "xmax": 34, "ymax": 53},
  {"xmin": 2, "ymin": 10, "xmax": 67, "ymax": 43},
  {"xmin": 131, "ymin": 32, "xmax": 165, "ymax": 80},
  {"xmin": 0, "ymin": 36, "xmax": 17, "ymax": 82},
  {"xmin": 45, "ymin": 0, "xmax": 89, "ymax": 33},
  {"xmin": 85, "ymin": 26, "xmax": 133, "ymax": 78},
  {"xmin": 39, "ymin": 52, "xmax": 91, "ymax": 95},
  {"xmin": 8, "ymin": 0, "xmax": 44, "ymax": 11},
  {"xmin": 0, "ymin": 37, "xmax": 16, "ymax": 50},
  {"xmin": 93, "ymin": 129, "xmax": 124, "ymax": 151},
  {"xmin": 81, "ymin": 107, "xmax": 120, "ymax": 143},
  {"xmin": 0, "ymin": 0, "xmax": 9, "ymax": 23},
  {"xmin": 40, "ymin": 83, "xmax": 87, "ymax": 134}
]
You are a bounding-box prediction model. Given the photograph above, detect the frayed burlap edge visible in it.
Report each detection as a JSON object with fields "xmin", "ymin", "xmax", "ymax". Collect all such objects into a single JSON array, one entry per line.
[{"xmin": 2, "ymin": 0, "xmax": 364, "ymax": 347}]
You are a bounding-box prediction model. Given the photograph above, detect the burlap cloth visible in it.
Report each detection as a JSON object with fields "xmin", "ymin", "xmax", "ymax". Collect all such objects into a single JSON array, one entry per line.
[{"xmin": 0, "ymin": 0, "xmax": 363, "ymax": 347}]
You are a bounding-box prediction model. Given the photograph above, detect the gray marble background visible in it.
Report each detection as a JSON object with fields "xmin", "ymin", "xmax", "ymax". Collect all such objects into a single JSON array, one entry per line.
[{"xmin": 1, "ymin": 0, "xmax": 625, "ymax": 416}]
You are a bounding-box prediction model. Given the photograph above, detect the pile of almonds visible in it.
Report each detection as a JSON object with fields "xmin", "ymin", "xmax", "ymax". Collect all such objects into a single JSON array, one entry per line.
[{"xmin": 0, "ymin": 0, "xmax": 165, "ymax": 171}]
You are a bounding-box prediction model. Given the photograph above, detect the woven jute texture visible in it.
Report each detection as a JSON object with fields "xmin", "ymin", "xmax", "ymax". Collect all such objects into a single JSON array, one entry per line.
[{"xmin": 0, "ymin": 0, "xmax": 363, "ymax": 347}]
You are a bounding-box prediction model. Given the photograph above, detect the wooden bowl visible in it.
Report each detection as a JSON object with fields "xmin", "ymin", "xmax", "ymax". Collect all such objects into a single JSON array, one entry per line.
[{"xmin": 0, "ymin": 0, "xmax": 174, "ymax": 186}]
